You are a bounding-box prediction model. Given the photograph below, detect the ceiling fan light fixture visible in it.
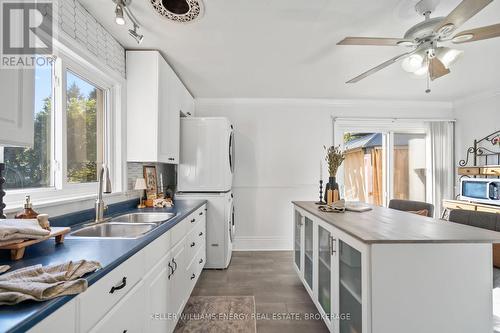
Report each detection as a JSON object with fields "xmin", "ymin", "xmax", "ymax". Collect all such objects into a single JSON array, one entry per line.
[
  {"xmin": 115, "ymin": 3, "xmax": 125, "ymax": 25},
  {"xmin": 437, "ymin": 23, "xmax": 456, "ymax": 37},
  {"xmin": 436, "ymin": 47, "xmax": 463, "ymax": 68},
  {"xmin": 401, "ymin": 54, "xmax": 424, "ymax": 73},
  {"xmin": 414, "ymin": 65, "xmax": 428, "ymax": 76},
  {"xmin": 452, "ymin": 33, "xmax": 474, "ymax": 43}
]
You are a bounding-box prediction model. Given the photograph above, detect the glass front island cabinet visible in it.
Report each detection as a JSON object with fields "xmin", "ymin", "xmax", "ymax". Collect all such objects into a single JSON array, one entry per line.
[{"xmin": 293, "ymin": 201, "xmax": 499, "ymax": 333}]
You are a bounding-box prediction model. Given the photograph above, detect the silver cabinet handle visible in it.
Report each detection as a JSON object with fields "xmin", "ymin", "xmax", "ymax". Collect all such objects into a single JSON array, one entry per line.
[
  {"xmin": 190, "ymin": 273, "xmax": 196, "ymax": 280},
  {"xmin": 199, "ymin": 258, "xmax": 203, "ymax": 264},
  {"xmin": 191, "ymin": 218, "xmax": 196, "ymax": 223},
  {"xmin": 199, "ymin": 232, "xmax": 203, "ymax": 236},
  {"xmin": 190, "ymin": 242, "xmax": 196, "ymax": 247}
]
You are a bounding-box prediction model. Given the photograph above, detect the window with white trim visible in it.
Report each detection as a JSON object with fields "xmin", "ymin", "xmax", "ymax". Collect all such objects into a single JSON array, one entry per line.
[{"xmin": 3, "ymin": 53, "xmax": 114, "ymax": 204}]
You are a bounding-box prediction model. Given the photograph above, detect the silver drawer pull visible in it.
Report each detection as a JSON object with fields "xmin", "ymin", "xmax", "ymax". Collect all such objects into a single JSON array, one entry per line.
[
  {"xmin": 199, "ymin": 258, "xmax": 203, "ymax": 264},
  {"xmin": 190, "ymin": 242, "xmax": 196, "ymax": 247},
  {"xmin": 199, "ymin": 232, "xmax": 203, "ymax": 236},
  {"xmin": 191, "ymin": 218, "xmax": 196, "ymax": 223},
  {"xmin": 199, "ymin": 212, "xmax": 203, "ymax": 216},
  {"xmin": 190, "ymin": 273, "xmax": 196, "ymax": 280},
  {"xmin": 109, "ymin": 277, "xmax": 127, "ymax": 294}
]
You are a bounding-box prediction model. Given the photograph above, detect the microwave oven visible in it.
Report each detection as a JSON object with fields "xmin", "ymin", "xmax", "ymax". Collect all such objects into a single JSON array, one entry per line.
[{"xmin": 460, "ymin": 178, "xmax": 500, "ymax": 206}]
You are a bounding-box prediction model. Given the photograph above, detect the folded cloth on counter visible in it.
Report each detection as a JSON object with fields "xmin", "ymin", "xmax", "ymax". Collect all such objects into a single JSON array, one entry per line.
[
  {"xmin": 0, "ymin": 219, "xmax": 50, "ymax": 244},
  {"xmin": 0, "ymin": 265, "xmax": 10, "ymax": 274},
  {"xmin": 0, "ymin": 260, "xmax": 101, "ymax": 305}
]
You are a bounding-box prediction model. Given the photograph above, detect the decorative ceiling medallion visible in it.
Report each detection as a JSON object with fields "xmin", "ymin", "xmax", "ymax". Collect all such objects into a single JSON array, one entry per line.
[{"xmin": 150, "ymin": 0, "xmax": 203, "ymax": 23}]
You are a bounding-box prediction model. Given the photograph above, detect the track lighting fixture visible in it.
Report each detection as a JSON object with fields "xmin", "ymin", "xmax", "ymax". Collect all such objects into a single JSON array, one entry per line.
[{"xmin": 112, "ymin": 0, "xmax": 144, "ymax": 44}]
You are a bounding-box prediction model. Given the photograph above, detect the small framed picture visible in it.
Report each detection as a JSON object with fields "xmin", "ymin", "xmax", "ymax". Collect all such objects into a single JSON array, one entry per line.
[{"xmin": 143, "ymin": 165, "xmax": 158, "ymax": 200}]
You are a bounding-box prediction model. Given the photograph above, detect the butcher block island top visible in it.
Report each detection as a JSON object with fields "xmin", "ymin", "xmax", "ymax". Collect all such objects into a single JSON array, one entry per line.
[{"xmin": 293, "ymin": 201, "xmax": 500, "ymax": 244}]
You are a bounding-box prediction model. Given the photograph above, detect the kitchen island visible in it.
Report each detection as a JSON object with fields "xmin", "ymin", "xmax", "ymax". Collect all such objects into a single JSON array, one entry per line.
[{"xmin": 292, "ymin": 201, "xmax": 500, "ymax": 333}]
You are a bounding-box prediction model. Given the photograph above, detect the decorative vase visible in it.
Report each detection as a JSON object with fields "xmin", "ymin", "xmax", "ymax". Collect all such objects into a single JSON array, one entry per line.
[{"xmin": 324, "ymin": 176, "xmax": 339, "ymax": 203}]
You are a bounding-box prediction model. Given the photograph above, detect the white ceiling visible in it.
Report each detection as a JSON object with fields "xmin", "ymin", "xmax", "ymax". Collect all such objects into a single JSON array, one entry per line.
[{"xmin": 79, "ymin": 0, "xmax": 500, "ymax": 101}]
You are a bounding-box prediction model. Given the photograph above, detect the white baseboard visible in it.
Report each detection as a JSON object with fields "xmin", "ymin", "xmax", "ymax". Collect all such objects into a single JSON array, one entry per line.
[{"xmin": 233, "ymin": 236, "xmax": 292, "ymax": 251}]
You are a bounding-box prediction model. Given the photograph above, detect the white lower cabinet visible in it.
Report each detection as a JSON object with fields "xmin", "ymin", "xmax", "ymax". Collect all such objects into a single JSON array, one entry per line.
[
  {"xmin": 144, "ymin": 254, "xmax": 171, "ymax": 333},
  {"xmin": 294, "ymin": 206, "xmax": 366, "ymax": 333},
  {"xmin": 90, "ymin": 281, "xmax": 146, "ymax": 333},
  {"xmin": 29, "ymin": 204, "xmax": 207, "ymax": 333},
  {"xmin": 28, "ymin": 299, "xmax": 77, "ymax": 333}
]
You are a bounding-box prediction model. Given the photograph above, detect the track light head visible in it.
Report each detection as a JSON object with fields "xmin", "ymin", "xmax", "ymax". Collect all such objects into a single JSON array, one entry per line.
[
  {"xmin": 129, "ymin": 26, "xmax": 144, "ymax": 44},
  {"xmin": 115, "ymin": 3, "xmax": 125, "ymax": 25}
]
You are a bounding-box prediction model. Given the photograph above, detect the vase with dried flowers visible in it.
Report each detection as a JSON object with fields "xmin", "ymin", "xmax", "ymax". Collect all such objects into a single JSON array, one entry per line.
[{"xmin": 324, "ymin": 145, "xmax": 345, "ymax": 202}]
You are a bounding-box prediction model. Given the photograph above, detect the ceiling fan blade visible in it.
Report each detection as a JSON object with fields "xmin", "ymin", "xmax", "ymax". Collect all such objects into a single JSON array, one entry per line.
[
  {"xmin": 452, "ymin": 23, "xmax": 500, "ymax": 43},
  {"xmin": 346, "ymin": 50, "xmax": 417, "ymax": 83},
  {"xmin": 429, "ymin": 58, "xmax": 450, "ymax": 81},
  {"xmin": 337, "ymin": 37, "xmax": 414, "ymax": 46},
  {"xmin": 434, "ymin": 0, "xmax": 493, "ymax": 34}
]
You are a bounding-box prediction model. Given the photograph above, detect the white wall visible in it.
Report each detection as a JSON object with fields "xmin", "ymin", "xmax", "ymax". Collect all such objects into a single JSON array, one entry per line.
[
  {"xmin": 453, "ymin": 92, "xmax": 500, "ymax": 195},
  {"xmin": 196, "ymin": 98, "xmax": 453, "ymax": 250}
]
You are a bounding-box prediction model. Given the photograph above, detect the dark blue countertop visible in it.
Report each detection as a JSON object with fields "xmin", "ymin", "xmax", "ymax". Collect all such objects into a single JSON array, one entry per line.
[{"xmin": 0, "ymin": 199, "xmax": 206, "ymax": 333}]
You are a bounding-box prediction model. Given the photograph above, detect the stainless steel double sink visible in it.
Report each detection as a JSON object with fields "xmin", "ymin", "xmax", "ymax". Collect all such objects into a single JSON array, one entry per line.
[{"xmin": 70, "ymin": 213, "xmax": 176, "ymax": 239}]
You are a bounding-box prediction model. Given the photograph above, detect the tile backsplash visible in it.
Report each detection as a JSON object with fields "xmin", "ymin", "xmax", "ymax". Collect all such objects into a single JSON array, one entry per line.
[{"xmin": 127, "ymin": 162, "xmax": 177, "ymax": 197}]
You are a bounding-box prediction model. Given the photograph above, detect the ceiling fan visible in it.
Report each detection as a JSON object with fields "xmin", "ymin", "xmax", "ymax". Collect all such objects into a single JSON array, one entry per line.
[{"xmin": 338, "ymin": 0, "xmax": 500, "ymax": 92}]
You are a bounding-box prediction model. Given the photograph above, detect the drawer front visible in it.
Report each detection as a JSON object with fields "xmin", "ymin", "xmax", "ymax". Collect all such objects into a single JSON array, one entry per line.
[
  {"xmin": 79, "ymin": 251, "xmax": 145, "ymax": 332},
  {"xmin": 187, "ymin": 205, "xmax": 206, "ymax": 231},
  {"xmin": 186, "ymin": 244, "xmax": 205, "ymax": 292},
  {"xmin": 457, "ymin": 167, "xmax": 480, "ymax": 175},
  {"xmin": 449, "ymin": 202, "xmax": 476, "ymax": 211},
  {"xmin": 144, "ymin": 230, "xmax": 171, "ymax": 272},
  {"xmin": 89, "ymin": 281, "xmax": 146, "ymax": 333},
  {"xmin": 477, "ymin": 206, "xmax": 500, "ymax": 214},
  {"xmin": 171, "ymin": 217, "xmax": 189, "ymax": 247},
  {"xmin": 28, "ymin": 299, "xmax": 77, "ymax": 333},
  {"xmin": 186, "ymin": 221, "xmax": 206, "ymax": 265},
  {"xmin": 481, "ymin": 167, "xmax": 500, "ymax": 176}
]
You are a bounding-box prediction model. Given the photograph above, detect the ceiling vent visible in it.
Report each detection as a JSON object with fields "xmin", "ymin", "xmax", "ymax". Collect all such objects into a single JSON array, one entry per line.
[{"xmin": 150, "ymin": 0, "xmax": 203, "ymax": 23}]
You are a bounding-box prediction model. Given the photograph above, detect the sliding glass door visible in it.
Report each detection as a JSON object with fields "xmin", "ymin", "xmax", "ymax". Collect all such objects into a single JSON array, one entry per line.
[{"xmin": 342, "ymin": 130, "xmax": 429, "ymax": 206}]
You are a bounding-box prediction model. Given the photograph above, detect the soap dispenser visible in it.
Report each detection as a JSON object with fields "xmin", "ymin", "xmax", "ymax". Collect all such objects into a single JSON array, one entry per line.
[{"xmin": 15, "ymin": 196, "xmax": 39, "ymax": 219}]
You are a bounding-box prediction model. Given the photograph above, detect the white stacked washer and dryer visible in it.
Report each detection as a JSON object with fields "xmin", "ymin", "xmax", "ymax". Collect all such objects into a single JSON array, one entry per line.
[{"xmin": 176, "ymin": 117, "xmax": 235, "ymax": 269}]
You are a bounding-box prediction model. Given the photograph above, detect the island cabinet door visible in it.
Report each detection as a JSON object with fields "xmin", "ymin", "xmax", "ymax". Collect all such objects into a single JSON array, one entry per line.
[
  {"xmin": 303, "ymin": 215, "xmax": 314, "ymax": 293},
  {"xmin": 315, "ymin": 221, "xmax": 340, "ymax": 332},
  {"xmin": 293, "ymin": 209, "xmax": 304, "ymax": 274},
  {"xmin": 337, "ymin": 237, "xmax": 366, "ymax": 333}
]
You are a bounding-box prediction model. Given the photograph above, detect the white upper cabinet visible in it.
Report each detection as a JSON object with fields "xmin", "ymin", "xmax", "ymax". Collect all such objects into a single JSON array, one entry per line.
[
  {"xmin": 0, "ymin": 69, "xmax": 35, "ymax": 147},
  {"xmin": 126, "ymin": 50, "xmax": 193, "ymax": 164}
]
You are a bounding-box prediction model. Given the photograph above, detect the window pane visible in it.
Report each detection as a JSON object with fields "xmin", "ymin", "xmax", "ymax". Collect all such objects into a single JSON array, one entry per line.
[
  {"xmin": 3, "ymin": 63, "xmax": 53, "ymax": 190},
  {"xmin": 66, "ymin": 71, "xmax": 104, "ymax": 183},
  {"xmin": 393, "ymin": 133, "xmax": 427, "ymax": 201},
  {"xmin": 343, "ymin": 132, "xmax": 384, "ymax": 206}
]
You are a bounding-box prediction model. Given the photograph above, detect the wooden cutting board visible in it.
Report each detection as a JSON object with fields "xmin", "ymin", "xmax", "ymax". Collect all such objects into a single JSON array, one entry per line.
[{"xmin": 0, "ymin": 227, "xmax": 70, "ymax": 260}]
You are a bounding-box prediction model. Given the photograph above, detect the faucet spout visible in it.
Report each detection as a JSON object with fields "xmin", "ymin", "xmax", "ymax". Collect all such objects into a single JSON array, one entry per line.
[{"xmin": 95, "ymin": 164, "xmax": 112, "ymax": 222}]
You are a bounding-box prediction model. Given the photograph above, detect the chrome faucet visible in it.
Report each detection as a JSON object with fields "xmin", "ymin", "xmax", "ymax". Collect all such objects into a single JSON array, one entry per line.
[{"xmin": 95, "ymin": 164, "xmax": 112, "ymax": 222}]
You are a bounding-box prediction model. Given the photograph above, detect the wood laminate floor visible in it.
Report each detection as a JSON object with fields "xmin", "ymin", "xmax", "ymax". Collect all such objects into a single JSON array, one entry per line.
[{"xmin": 191, "ymin": 251, "xmax": 329, "ymax": 333}]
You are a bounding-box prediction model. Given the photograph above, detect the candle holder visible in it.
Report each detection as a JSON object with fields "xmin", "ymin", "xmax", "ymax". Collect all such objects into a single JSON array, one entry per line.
[{"xmin": 315, "ymin": 179, "xmax": 326, "ymax": 205}]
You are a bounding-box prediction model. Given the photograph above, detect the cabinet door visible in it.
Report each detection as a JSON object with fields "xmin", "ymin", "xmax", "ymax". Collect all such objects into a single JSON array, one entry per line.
[
  {"xmin": 304, "ymin": 216, "xmax": 314, "ymax": 291},
  {"xmin": 158, "ymin": 62, "xmax": 180, "ymax": 164},
  {"xmin": 168, "ymin": 240, "xmax": 187, "ymax": 320},
  {"xmin": 294, "ymin": 210, "xmax": 303, "ymax": 272},
  {"xmin": 0, "ymin": 69, "xmax": 35, "ymax": 146},
  {"xmin": 317, "ymin": 225, "xmax": 332, "ymax": 319},
  {"xmin": 144, "ymin": 254, "xmax": 172, "ymax": 333},
  {"xmin": 90, "ymin": 281, "xmax": 146, "ymax": 333},
  {"xmin": 339, "ymin": 240, "xmax": 362, "ymax": 333}
]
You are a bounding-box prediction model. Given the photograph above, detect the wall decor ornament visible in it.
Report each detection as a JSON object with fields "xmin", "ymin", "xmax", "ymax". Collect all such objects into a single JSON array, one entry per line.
[
  {"xmin": 149, "ymin": 0, "xmax": 203, "ymax": 23},
  {"xmin": 143, "ymin": 165, "xmax": 158, "ymax": 200}
]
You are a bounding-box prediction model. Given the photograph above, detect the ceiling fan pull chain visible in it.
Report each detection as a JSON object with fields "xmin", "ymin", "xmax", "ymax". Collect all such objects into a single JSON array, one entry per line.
[{"xmin": 425, "ymin": 57, "xmax": 431, "ymax": 94}]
